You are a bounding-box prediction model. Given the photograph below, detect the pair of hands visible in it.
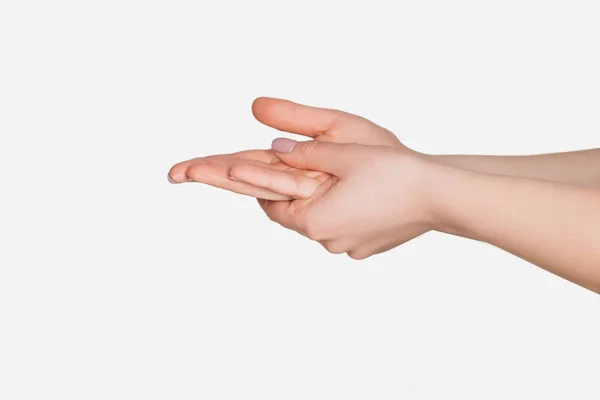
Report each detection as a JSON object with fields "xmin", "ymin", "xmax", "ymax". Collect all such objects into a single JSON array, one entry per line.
[{"xmin": 168, "ymin": 98, "xmax": 439, "ymax": 259}]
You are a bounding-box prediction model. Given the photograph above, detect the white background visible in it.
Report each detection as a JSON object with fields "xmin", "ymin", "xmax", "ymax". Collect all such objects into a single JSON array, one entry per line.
[{"xmin": 1, "ymin": 1, "xmax": 599, "ymax": 399}]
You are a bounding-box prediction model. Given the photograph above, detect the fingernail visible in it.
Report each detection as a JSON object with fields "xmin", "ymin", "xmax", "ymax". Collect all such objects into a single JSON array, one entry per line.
[
  {"xmin": 271, "ymin": 138, "xmax": 297, "ymax": 153},
  {"xmin": 167, "ymin": 173, "xmax": 177, "ymax": 184}
]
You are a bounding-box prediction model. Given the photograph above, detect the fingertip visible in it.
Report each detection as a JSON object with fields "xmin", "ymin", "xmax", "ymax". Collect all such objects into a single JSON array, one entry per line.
[
  {"xmin": 251, "ymin": 96, "xmax": 273, "ymax": 119},
  {"xmin": 271, "ymin": 137, "xmax": 298, "ymax": 153},
  {"xmin": 167, "ymin": 165, "xmax": 186, "ymax": 184},
  {"xmin": 251, "ymin": 96, "xmax": 264, "ymax": 111},
  {"xmin": 252, "ymin": 97, "xmax": 296, "ymax": 122}
]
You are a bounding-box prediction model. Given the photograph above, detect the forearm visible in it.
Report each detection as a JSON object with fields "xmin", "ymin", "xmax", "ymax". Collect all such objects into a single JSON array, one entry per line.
[
  {"xmin": 427, "ymin": 163, "xmax": 600, "ymax": 293},
  {"xmin": 422, "ymin": 148, "xmax": 600, "ymax": 187}
]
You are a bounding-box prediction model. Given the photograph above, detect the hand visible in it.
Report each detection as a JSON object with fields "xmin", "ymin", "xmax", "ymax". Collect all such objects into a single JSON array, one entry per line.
[
  {"xmin": 168, "ymin": 97, "xmax": 415, "ymax": 200},
  {"xmin": 168, "ymin": 97, "xmax": 432, "ymax": 259},
  {"xmin": 229, "ymin": 138, "xmax": 438, "ymax": 259}
]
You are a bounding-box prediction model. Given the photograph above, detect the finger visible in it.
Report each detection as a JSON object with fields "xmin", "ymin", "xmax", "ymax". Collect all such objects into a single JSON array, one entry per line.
[
  {"xmin": 229, "ymin": 164, "xmax": 321, "ymax": 199},
  {"xmin": 251, "ymin": 97, "xmax": 404, "ymax": 148},
  {"xmin": 168, "ymin": 157, "xmax": 202, "ymax": 183},
  {"xmin": 252, "ymin": 97, "xmax": 345, "ymax": 138},
  {"xmin": 168, "ymin": 150, "xmax": 277, "ymax": 184},
  {"xmin": 257, "ymin": 198, "xmax": 305, "ymax": 233},
  {"xmin": 185, "ymin": 159, "xmax": 292, "ymax": 201},
  {"xmin": 271, "ymin": 138, "xmax": 365, "ymax": 177}
]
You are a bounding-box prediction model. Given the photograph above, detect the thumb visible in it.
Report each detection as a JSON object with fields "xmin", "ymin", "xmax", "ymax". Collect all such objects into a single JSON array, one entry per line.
[
  {"xmin": 252, "ymin": 97, "xmax": 346, "ymax": 138},
  {"xmin": 253, "ymin": 97, "xmax": 402, "ymax": 148},
  {"xmin": 271, "ymin": 138, "xmax": 359, "ymax": 177}
]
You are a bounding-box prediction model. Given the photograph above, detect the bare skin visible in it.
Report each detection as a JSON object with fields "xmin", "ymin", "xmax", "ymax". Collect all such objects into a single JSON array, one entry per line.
[
  {"xmin": 168, "ymin": 149, "xmax": 328, "ymax": 201},
  {"xmin": 168, "ymin": 98, "xmax": 600, "ymax": 293},
  {"xmin": 428, "ymin": 149, "xmax": 600, "ymax": 188}
]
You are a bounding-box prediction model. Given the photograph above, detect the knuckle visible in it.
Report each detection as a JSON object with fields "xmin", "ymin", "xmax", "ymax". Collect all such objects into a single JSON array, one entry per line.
[
  {"xmin": 347, "ymin": 250, "xmax": 370, "ymax": 261},
  {"xmin": 301, "ymin": 210, "xmax": 323, "ymax": 240},
  {"xmin": 260, "ymin": 201, "xmax": 277, "ymax": 222},
  {"xmin": 303, "ymin": 224, "xmax": 319, "ymax": 241},
  {"xmin": 266, "ymin": 211, "xmax": 277, "ymax": 223},
  {"xmin": 268, "ymin": 215, "xmax": 283, "ymax": 225},
  {"xmin": 293, "ymin": 176, "xmax": 304, "ymax": 198},
  {"xmin": 186, "ymin": 164, "xmax": 203, "ymax": 181},
  {"xmin": 298, "ymin": 140, "xmax": 320, "ymax": 157},
  {"xmin": 322, "ymin": 241, "xmax": 346, "ymax": 254}
]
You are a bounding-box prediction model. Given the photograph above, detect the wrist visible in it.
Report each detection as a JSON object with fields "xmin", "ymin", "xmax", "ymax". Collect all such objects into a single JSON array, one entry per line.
[
  {"xmin": 410, "ymin": 154, "xmax": 467, "ymax": 235},
  {"xmin": 390, "ymin": 151, "xmax": 443, "ymax": 230},
  {"xmin": 413, "ymin": 151, "xmax": 442, "ymax": 165}
]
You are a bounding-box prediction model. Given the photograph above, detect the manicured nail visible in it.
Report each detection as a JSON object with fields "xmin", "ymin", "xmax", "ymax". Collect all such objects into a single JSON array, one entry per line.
[{"xmin": 271, "ymin": 138, "xmax": 297, "ymax": 153}]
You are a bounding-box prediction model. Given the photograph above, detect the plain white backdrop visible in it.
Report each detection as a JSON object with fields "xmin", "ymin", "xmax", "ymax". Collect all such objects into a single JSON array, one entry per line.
[{"xmin": 1, "ymin": 1, "xmax": 599, "ymax": 399}]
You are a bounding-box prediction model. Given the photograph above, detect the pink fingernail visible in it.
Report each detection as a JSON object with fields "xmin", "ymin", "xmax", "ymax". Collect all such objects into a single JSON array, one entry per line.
[
  {"xmin": 271, "ymin": 138, "xmax": 297, "ymax": 153},
  {"xmin": 167, "ymin": 173, "xmax": 177, "ymax": 184}
]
